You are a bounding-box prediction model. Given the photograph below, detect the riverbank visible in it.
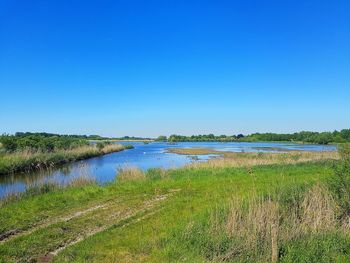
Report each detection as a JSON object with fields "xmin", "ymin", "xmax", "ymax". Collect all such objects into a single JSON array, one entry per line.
[
  {"xmin": 0, "ymin": 150, "xmax": 349, "ymax": 262},
  {"xmin": 0, "ymin": 144, "xmax": 133, "ymax": 176}
]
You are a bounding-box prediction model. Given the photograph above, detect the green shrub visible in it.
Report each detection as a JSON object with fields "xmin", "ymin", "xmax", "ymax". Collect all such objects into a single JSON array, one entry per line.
[
  {"xmin": 0, "ymin": 135, "xmax": 18, "ymax": 152},
  {"xmin": 0, "ymin": 134, "xmax": 89, "ymax": 152},
  {"xmin": 155, "ymin": 135, "xmax": 167, "ymax": 141},
  {"xmin": 96, "ymin": 142, "xmax": 106, "ymax": 151}
]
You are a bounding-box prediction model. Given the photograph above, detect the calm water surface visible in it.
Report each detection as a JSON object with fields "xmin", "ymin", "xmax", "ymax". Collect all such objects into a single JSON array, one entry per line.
[{"xmin": 0, "ymin": 142, "xmax": 336, "ymax": 198}]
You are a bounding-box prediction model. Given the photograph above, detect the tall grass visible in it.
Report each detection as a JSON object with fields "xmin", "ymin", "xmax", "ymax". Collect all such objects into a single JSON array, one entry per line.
[
  {"xmin": 0, "ymin": 144, "xmax": 132, "ymax": 175},
  {"xmin": 1, "ymin": 174, "xmax": 96, "ymax": 208},
  {"xmin": 327, "ymin": 144, "xmax": 350, "ymax": 218},
  {"xmin": 190, "ymin": 151, "xmax": 339, "ymax": 169},
  {"xmin": 116, "ymin": 166, "xmax": 146, "ymax": 182},
  {"xmin": 181, "ymin": 183, "xmax": 344, "ymax": 262},
  {"xmin": 116, "ymin": 166, "xmax": 168, "ymax": 183}
]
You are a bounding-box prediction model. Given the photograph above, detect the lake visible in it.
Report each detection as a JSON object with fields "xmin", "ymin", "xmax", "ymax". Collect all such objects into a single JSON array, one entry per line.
[{"xmin": 0, "ymin": 141, "xmax": 336, "ymax": 198}]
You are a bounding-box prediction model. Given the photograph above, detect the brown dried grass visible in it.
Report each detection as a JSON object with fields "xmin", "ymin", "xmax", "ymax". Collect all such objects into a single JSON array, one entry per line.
[
  {"xmin": 190, "ymin": 151, "xmax": 339, "ymax": 169},
  {"xmin": 117, "ymin": 167, "xmax": 146, "ymax": 182},
  {"xmin": 299, "ymin": 183, "xmax": 337, "ymax": 233},
  {"xmin": 206, "ymin": 183, "xmax": 341, "ymax": 261}
]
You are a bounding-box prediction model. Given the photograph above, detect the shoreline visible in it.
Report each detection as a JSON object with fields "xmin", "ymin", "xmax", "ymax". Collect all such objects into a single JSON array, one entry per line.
[{"xmin": 0, "ymin": 144, "xmax": 133, "ymax": 176}]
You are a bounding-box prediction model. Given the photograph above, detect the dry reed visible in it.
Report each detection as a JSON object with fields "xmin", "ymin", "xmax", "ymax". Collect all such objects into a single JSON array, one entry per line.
[
  {"xmin": 116, "ymin": 167, "xmax": 145, "ymax": 182},
  {"xmin": 190, "ymin": 151, "xmax": 338, "ymax": 169},
  {"xmin": 299, "ymin": 183, "xmax": 337, "ymax": 233},
  {"xmin": 0, "ymin": 144, "xmax": 127, "ymax": 175},
  {"xmin": 201, "ymin": 182, "xmax": 341, "ymax": 262}
]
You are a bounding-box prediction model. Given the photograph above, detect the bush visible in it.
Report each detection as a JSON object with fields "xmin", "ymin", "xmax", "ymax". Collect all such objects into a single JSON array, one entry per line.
[
  {"xmin": 0, "ymin": 134, "xmax": 89, "ymax": 152},
  {"xmin": 96, "ymin": 141, "xmax": 112, "ymax": 151},
  {"xmin": 155, "ymin": 136, "xmax": 167, "ymax": 142},
  {"xmin": 0, "ymin": 135, "xmax": 18, "ymax": 152},
  {"xmin": 96, "ymin": 142, "xmax": 106, "ymax": 151}
]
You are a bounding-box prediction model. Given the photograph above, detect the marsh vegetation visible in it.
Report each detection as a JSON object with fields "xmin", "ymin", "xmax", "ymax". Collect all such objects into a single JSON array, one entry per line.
[
  {"xmin": 0, "ymin": 145, "xmax": 349, "ymax": 262},
  {"xmin": 0, "ymin": 133, "xmax": 132, "ymax": 175}
]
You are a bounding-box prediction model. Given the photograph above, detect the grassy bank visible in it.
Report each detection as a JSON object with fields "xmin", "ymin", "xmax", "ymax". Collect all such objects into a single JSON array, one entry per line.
[
  {"xmin": 0, "ymin": 150, "xmax": 348, "ymax": 262},
  {"xmin": 0, "ymin": 144, "xmax": 133, "ymax": 176}
]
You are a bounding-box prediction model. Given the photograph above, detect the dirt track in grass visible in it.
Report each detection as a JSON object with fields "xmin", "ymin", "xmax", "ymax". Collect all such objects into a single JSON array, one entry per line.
[{"xmin": 0, "ymin": 191, "xmax": 178, "ymax": 263}]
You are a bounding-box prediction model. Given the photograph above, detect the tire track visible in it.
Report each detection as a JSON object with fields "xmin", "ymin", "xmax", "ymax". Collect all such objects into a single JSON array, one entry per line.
[
  {"xmin": 42, "ymin": 194, "xmax": 170, "ymax": 260},
  {"xmin": 0, "ymin": 199, "xmax": 117, "ymax": 244},
  {"xmin": 1, "ymin": 190, "xmax": 180, "ymax": 263}
]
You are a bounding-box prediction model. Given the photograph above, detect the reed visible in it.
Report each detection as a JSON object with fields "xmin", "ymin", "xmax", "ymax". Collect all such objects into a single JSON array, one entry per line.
[
  {"xmin": 116, "ymin": 166, "xmax": 146, "ymax": 182},
  {"xmin": 299, "ymin": 183, "xmax": 337, "ymax": 233},
  {"xmin": 183, "ymin": 182, "xmax": 342, "ymax": 262},
  {"xmin": 190, "ymin": 151, "xmax": 339, "ymax": 169},
  {"xmin": 0, "ymin": 164, "xmax": 96, "ymax": 207},
  {"xmin": 0, "ymin": 144, "xmax": 131, "ymax": 175}
]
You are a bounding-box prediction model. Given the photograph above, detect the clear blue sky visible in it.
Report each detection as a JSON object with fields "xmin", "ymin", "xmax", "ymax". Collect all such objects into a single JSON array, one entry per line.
[{"xmin": 1, "ymin": 0, "xmax": 349, "ymax": 137}]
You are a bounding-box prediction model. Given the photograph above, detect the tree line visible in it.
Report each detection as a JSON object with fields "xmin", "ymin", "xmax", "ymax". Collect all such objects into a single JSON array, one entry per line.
[
  {"xmin": 155, "ymin": 129, "xmax": 350, "ymax": 144},
  {"xmin": 0, "ymin": 132, "xmax": 153, "ymax": 153},
  {"xmin": 13, "ymin": 132, "xmax": 107, "ymax": 140},
  {"xmin": 0, "ymin": 133, "xmax": 89, "ymax": 152}
]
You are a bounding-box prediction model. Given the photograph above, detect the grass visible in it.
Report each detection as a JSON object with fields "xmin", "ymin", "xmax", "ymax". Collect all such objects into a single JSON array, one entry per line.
[
  {"xmin": 179, "ymin": 183, "xmax": 344, "ymax": 263},
  {"xmin": 0, "ymin": 151, "xmax": 348, "ymax": 262},
  {"xmin": 169, "ymin": 147, "xmax": 339, "ymax": 168},
  {"xmin": 1, "ymin": 172, "xmax": 96, "ymax": 206},
  {"xmin": 117, "ymin": 167, "xmax": 146, "ymax": 182},
  {"xmin": 0, "ymin": 144, "xmax": 133, "ymax": 176}
]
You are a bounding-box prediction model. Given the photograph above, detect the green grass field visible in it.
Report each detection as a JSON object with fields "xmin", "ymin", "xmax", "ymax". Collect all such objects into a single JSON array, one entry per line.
[{"xmin": 0, "ymin": 151, "xmax": 349, "ymax": 262}]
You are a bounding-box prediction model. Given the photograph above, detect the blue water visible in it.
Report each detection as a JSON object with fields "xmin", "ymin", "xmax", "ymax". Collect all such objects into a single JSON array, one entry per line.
[{"xmin": 0, "ymin": 141, "xmax": 336, "ymax": 198}]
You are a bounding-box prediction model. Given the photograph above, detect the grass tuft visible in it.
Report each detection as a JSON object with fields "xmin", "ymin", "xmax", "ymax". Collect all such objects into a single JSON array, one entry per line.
[
  {"xmin": 116, "ymin": 167, "xmax": 145, "ymax": 182},
  {"xmin": 180, "ymin": 181, "xmax": 345, "ymax": 262}
]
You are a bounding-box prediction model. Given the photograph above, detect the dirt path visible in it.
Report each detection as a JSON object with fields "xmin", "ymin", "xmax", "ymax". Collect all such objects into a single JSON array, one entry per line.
[
  {"xmin": 0, "ymin": 200, "xmax": 117, "ymax": 244},
  {"xmin": 0, "ymin": 191, "xmax": 178, "ymax": 263},
  {"xmin": 50, "ymin": 195, "xmax": 168, "ymax": 257}
]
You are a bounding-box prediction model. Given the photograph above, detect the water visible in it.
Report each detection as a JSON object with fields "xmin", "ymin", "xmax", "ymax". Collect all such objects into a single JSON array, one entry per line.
[{"xmin": 0, "ymin": 142, "xmax": 336, "ymax": 198}]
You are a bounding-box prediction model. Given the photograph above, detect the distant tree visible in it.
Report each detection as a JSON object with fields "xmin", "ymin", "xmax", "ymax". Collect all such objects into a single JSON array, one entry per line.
[
  {"xmin": 340, "ymin": 129, "xmax": 350, "ymax": 141},
  {"xmin": 0, "ymin": 133, "xmax": 89, "ymax": 152},
  {"xmin": 155, "ymin": 136, "xmax": 167, "ymax": 142},
  {"xmin": 0, "ymin": 135, "xmax": 18, "ymax": 152},
  {"xmin": 314, "ymin": 132, "xmax": 333, "ymax": 145},
  {"xmin": 236, "ymin": 134, "xmax": 244, "ymax": 139}
]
